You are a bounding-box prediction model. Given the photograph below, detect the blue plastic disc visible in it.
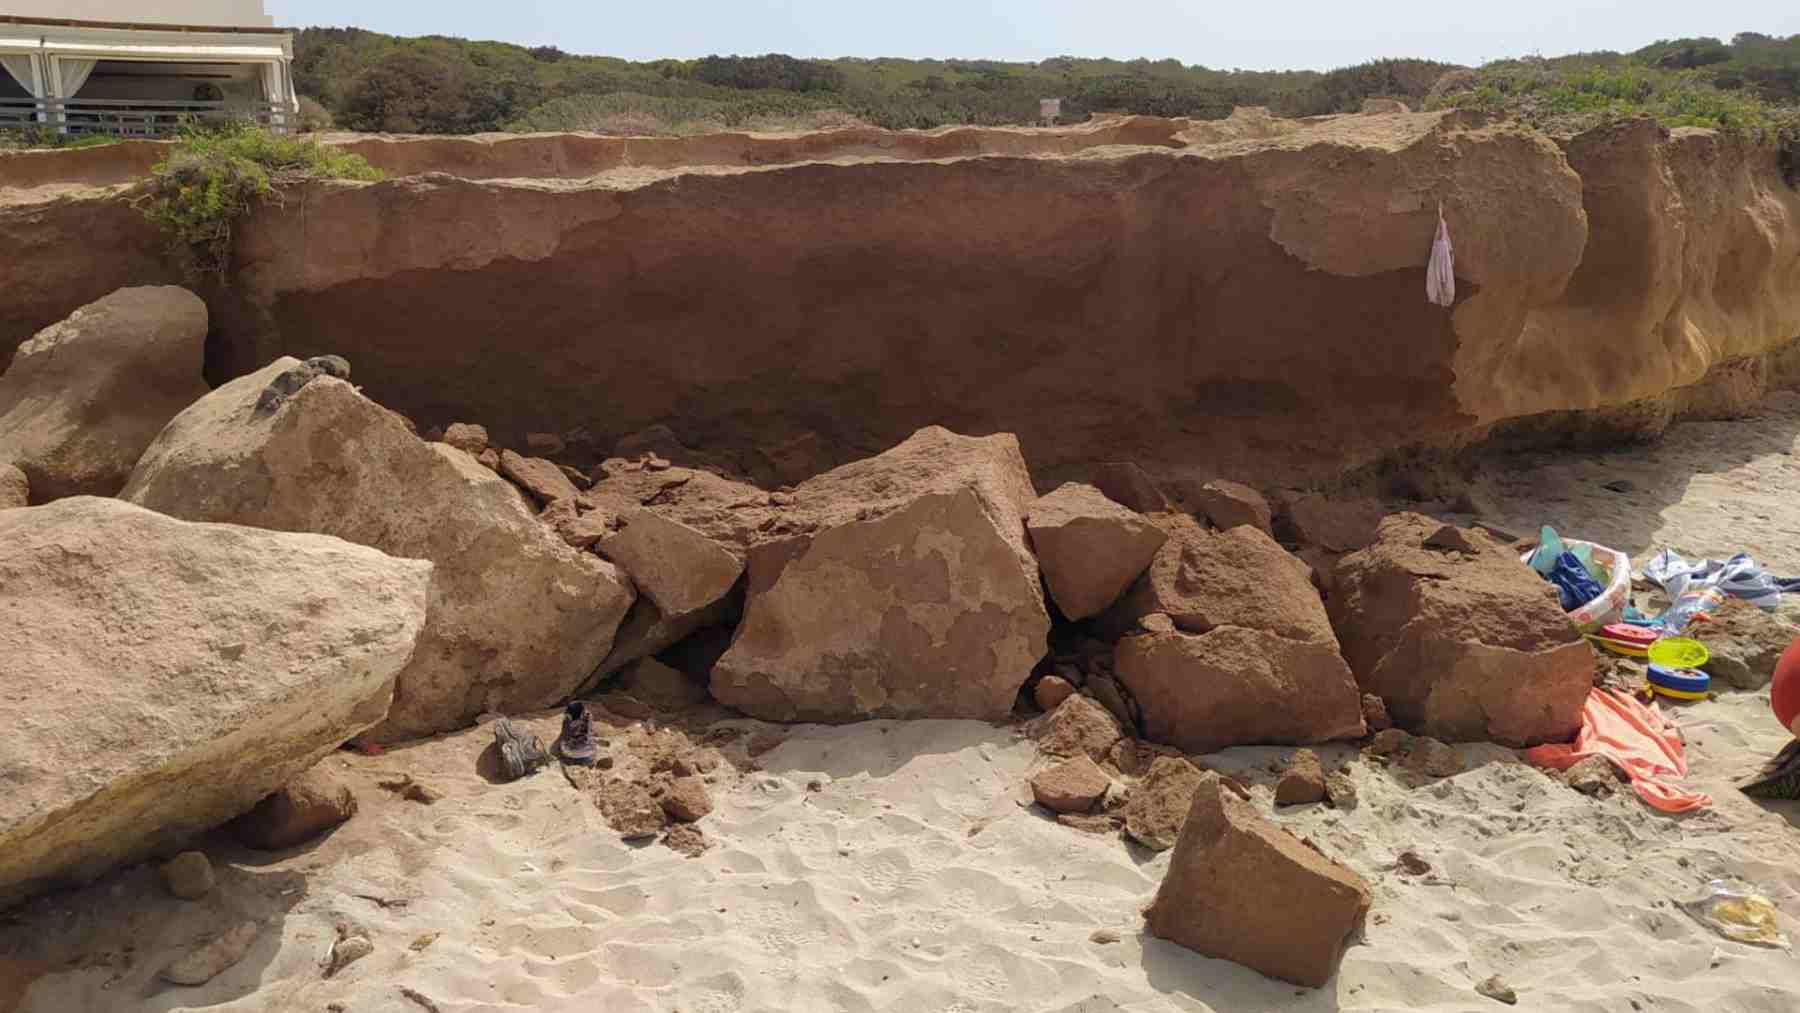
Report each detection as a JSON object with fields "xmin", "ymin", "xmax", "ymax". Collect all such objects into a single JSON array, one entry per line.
[{"xmin": 1647, "ymin": 664, "xmax": 1710, "ymax": 695}]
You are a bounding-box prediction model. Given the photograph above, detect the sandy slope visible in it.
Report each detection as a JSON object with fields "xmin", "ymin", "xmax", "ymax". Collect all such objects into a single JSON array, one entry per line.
[{"xmin": 9, "ymin": 398, "xmax": 1800, "ymax": 1012}]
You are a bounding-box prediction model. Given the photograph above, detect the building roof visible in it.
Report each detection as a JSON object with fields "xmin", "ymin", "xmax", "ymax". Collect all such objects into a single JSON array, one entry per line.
[{"xmin": 0, "ymin": 15, "xmax": 290, "ymax": 36}]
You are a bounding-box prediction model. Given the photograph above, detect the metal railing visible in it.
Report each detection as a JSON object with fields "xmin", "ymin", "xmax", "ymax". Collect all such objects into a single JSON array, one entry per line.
[{"xmin": 0, "ymin": 98, "xmax": 293, "ymax": 137}]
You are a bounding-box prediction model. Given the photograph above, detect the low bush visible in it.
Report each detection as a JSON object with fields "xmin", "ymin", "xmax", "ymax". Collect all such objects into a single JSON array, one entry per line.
[{"xmin": 133, "ymin": 122, "xmax": 382, "ymax": 275}]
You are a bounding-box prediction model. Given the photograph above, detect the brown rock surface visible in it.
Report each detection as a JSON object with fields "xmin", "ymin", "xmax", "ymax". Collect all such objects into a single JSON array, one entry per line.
[
  {"xmin": 1280, "ymin": 493, "xmax": 1383, "ymax": 553},
  {"xmin": 660, "ymin": 777, "xmax": 714, "ymax": 822},
  {"xmin": 229, "ymin": 767, "xmax": 359, "ymax": 850},
  {"xmin": 121, "ymin": 359, "xmax": 635, "ymax": 741},
  {"xmin": 1145, "ymin": 774, "xmax": 1371, "ymax": 987},
  {"xmin": 0, "ymin": 464, "xmax": 24, "ymax": 510},
  {"xmin": 1115, "ymin": 628, "xmax": 1365, "ymax": 753},
  {"xmin": 1030, "ymin": 756, "xmax": 1111, "ymax": 813},
  {"xmin": 1181, "ymin": 478, "xmax": 1274, "ymax": 536},
  {"xmin": 1275, "ymin": 749, "xmax": 1328, "ymax": 805},
  {"xmin": 441, "ymin": 422, "xmax": 489, "ymax": 455},
  {"xmin": 9, "ymin": 115, "xmax": 1800, "ymax": 493},
  {"xmin": 1030, "ymin": 695, "xmax": 1124, "ymax": 763},
  {"xmin": 0, "ymin": 287, "xmax": 206, "ymax": 501},
  {"xmin": 619, "ymin": 657, "xmax": 712, "ymax": 710},
  {"xmin": 0, "ymin": 497, "xmax": 429, "ymax": 909},
  {"xmin": 1329, "ymin": 513, "xmax": 1592, "ymax": 745},
  {"xmin": 1089, "ymin": 462, "xmax": 1169, "ymax": 514},
  {"xmin": 1032, "ymin": 674, "xmax": 1076, "ymax": 713},
  {"xmin": 711, "ymin": 427, "xmax": 1049, "ymax": 722},
  {"xmin": 1123, "ymin": 756, "xmax": 1206, "ymax": 852},
  {"xmin": 1101, "ymin": 515, "xmax": 1335, "ymax": 644},
  {"xmin": 1027, "ymin": 482, "xmax": 1168, "ymax": 620},
  {"xmin": 500, "ymin": 450, "xmax": 580, "ymax": 506}
]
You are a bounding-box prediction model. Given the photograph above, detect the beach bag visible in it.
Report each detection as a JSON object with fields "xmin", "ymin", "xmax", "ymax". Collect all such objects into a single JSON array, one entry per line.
[{"xmin": 1426, "ymin": 207, "xmax": 1455, "ymax": 307}]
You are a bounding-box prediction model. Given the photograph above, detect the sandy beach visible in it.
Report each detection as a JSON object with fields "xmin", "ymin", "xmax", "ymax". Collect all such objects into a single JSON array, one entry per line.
[{"xmin": 8, "ymin": 397, "xmax": 1800, "ymax": 1013}]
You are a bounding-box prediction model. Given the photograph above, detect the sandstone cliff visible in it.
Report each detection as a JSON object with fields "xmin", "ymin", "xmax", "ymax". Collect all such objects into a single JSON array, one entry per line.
[{"xmin": 3, "ymin": 109, "xmax": 1796, "ymax": 486}]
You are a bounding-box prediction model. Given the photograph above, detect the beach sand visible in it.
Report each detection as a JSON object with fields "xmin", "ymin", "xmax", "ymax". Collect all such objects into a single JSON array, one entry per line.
[{"xmin": 8, "ymin": 396, "xmax": 1800, "ymax": 1012}]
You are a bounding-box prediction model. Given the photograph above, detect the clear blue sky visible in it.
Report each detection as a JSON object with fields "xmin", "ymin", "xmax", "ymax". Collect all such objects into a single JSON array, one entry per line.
[{"xmin": 267, "ymin": 1, "xmax": 1800, "ymax": 71}]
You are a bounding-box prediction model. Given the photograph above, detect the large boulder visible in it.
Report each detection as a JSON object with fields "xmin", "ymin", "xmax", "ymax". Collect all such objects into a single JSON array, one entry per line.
[
  {"xmin": 1105, "ymin": 516, "xmax": 1365, "ymax": 752},
  {"xmin": 711, "ymin": 427, "xmax": 1050, "ymax": 721},
  {"xmin": 1026, "ymin": 483, "xmax": 1167, "ymax": 620},
  {"xmin": 1145, "ymin": 773, "xmax": 1371, "ymax": 987},
  {"xmin": 1115, "ymin": 628, "xmax": 1366, "ymax": 754},
  {"xmin": 1328, "ymin": 513, "xmax": 1591, "ymax": 745},
  {"xmin": 122, "ymin": 358, "xmax": 636, "ymax": 741},
  {"xmin": 0, "ymin": 497, "xmax": 430, "ymax": 909},
  {"xmin": 0, "ymin": 287, "xmax": 207, "ymax": 501},
  {"xmin": 591, "ymin": 506, "xmax": 745, "ymax": 676}
]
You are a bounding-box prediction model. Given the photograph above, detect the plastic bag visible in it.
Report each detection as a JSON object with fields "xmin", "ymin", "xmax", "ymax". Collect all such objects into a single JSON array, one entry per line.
[
  {"xmin": 1679, "ymin": 881, "xmax": 1790, "ymax": 948},
  {"xmin": 1528, "ymin": 525, "xmax": 1567, "ymax": 575},
  {"xmin": 1426, "ymin": 208, "xmax": 1455, "ymax": 307}
]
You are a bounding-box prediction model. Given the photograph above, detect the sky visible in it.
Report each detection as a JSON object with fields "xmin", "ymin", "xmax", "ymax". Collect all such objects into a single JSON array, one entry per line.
[{"xmin": 266, "ymin": 2, "xmax": 1800, "ymax": 71}]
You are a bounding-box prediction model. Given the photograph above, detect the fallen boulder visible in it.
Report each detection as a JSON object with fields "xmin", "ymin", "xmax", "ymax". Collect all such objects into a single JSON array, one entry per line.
[
  {"xmin": 1030, "ymin": 695, "xmax": 1124, "ymax": 763},
  {"xmin": 1176, "ymin": 478, "xmax": 1274, "ymax": 537},
  {"xmin": 1145, "ymin": 773, "xmax": 1371, "ymax": 987},
  {"xmin": 711, "ymin": 427, "xmax": 1050, "ymax": 721},
  {"xmin": 1275, "ymin": 749, "xmax": 1328, "ymax": 805},
  {"xmin": 1031, "ymin": 755, "xmax": 1111, "ymax": 813},
  {"xmin": 229, "ymin": 766, "xmax": 359, "ymax": 851},
  {"xmin": 121, "ymin": 358, "xmax": 635, "ymax": 741},
  {"xmin": 1278, "ymin": 493, "xmax": 1383, "ymax": 553},
  {"xmin": 1329, "ymin": 514, "xmax": 1591, "ymax": 745},
  {"xmin": 592, "ymin": 506, "xmax": 745, "ymax": 676},
  {"xmin": 0, "ymin": 497, "xmax": 429, "ymax": 909},
  {"xmin": 0, "ymin": 286, "xmax": 207, "ymax": 501},
  {"xmin": 1123, "ymin": 755, "xmax": 1206, "ymax": 852},
  {"xmin": 500, "ymin": 449, "xmax": 580, "ymax": 506},
  {"xmin": 1089, "ymin": 462, "xmax": 1169, "ymax": 514},
  {"xmin": 1027, "ymin": 482, "xmax": 1167, "ymax": 620},
  {"xmin": 1114, "ymin": 627, "xmax": 1365, "ymax": 753},
  {"xmin": 1105, "ymin": 516, "xmax": 1365, "ymax": 752}
]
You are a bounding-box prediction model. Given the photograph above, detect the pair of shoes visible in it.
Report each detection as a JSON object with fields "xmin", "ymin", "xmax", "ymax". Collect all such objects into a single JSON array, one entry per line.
[{"xmin": 559, "ymin": 702, "xmax": 597, "ymax": 765}]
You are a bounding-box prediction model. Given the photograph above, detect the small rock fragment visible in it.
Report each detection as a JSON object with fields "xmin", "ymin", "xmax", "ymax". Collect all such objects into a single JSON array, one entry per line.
[
  {"xmin": 1275, "ymin": 749, "xmax": 1328, "ymax": 806},
  {"xmin": 1396, "ymin": 850, "xmax": 1432, "ymax": 876},
  {"xmin": 602, "ymin": 780, "xmax": 670, "ymax": 839},
  {"xmin": 661, "ymin": 776, "xmax": 714, "ymax": 823},
  {"xmin": 1325, "ymin": 771, "xmax": 1359, "ymax": 810},
  {"xmin": 1476, "ymin": 975, "xmax": 1519, "ymax": 1005},
  {"xmin": 1033, "ymin": 674, "xmax": 1076, "ymax": 713},
  {"xmin": 1090, "ymin": 929, "xmax": 1122, "ymax": 944},
  {"xmin": 159, "ymin": 851, "xmax": 214, "ymax": 900},
  {"xmin": 527, "ymin": 432, "xmax": 567, "ymax": 456},
  {"xmin": 441, "ymin": 423, "xmax": 489, "ymax": 455},
  {"xmin": 0, "ymin": 464, "xmax": 26, "ymax": 510},
  {"xmin": 230, "ymin": 768, "xmax": 359, "ymax": 850},
  {"xmin": 161, "ymin": 921, "xmax": 259, "ymax": 985},
  {"xmin": 1123, "ymin": 756, "xmax": 1205, "ymax": 852},
  {"xmin": 1403, "ymin": 738, "xmax": 1464, "ymax": 778},
  {"xmin": 477, "ymin": 448, "xmax": 500, "ymax": 471},
  {"xmin": 1030, "ymin": 755, "xmax": 1111, "ymax": 814},
  {"xmin": 664, "ymin": 823, "xmax": 709, "ymax": 857},
  {"xmin": 1562, "ymin": 755, "xmax": 1619, "ymax": 797},
  {"xmin": 1360, "ymin": 693, "xmax": 1392, "ymax": 732},
  {"xmin": 499, "ymin": 450, "xmax": 580, "ymax": 506},
  {"xmin": 324, "ymin": 927, "xmax": 373, "ymax": 978},
  {"xmin": 1030, "ymin": 695, "xmax": 1123, "ymax": 763},
  {"xmin": 1057, "ymin": 813, "xmax": 1123, "ymax": 836},
  {"xmin": 1368, "ymin": 727, "xmax": 1412, "ymax": 756}
]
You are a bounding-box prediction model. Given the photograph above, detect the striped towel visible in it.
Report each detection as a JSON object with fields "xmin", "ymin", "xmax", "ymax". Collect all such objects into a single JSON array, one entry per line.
[{"xmin": 1641, "ymin": 549, "xmax": 1787, "ymax": 612}]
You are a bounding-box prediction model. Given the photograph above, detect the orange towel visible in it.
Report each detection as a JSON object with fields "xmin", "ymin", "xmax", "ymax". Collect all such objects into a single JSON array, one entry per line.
[{"xmin": 1524, "ymin": 688, "xmax": 1711, "ymax": 814}]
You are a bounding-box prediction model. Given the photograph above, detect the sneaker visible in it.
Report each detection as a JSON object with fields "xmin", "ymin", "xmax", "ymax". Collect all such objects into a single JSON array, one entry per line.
[{"xmin": 559, "ymin": 702, "xmax": 596, "ymax": 764}]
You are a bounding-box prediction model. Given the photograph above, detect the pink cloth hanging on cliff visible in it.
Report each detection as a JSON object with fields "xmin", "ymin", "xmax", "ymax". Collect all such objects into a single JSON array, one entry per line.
[
  {"xmin": 1425, "ymin": 208, "xmax": 1455, "ymax": 307},
  {"xmin": 1524, "ymin": 688, "xmax": 1711, "ymax": 814}
]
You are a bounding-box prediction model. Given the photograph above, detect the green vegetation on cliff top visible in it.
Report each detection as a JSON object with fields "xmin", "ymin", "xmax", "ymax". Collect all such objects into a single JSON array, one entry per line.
[{"xmin": 289, "ymin": 28, "xmax": 1799, "ymax": 143}]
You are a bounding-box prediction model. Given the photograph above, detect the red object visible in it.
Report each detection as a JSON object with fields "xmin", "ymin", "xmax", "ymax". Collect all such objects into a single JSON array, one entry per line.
[
  {"xmin": 1600, "ymin": 623, "xmax": 1658, "ymax": 647},
  {"xmin": 1524, "ymin": 688, "xmax": 1710, "ymax": 814},
  {"xmin": 1773, "ymin": 637, "xmax": 1800, "ymax": 737}
]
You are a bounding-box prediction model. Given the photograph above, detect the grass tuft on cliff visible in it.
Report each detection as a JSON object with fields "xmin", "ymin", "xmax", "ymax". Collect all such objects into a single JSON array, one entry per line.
[{"xmin": 134, "ymin": 122, "xmax": 383, "ymax": 276}]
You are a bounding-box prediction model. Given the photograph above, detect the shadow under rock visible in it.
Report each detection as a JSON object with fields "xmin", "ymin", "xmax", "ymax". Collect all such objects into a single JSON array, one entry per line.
[{"xmin": 1141, "ymin": 932, "xmax": 1344, "ymax": 1012}]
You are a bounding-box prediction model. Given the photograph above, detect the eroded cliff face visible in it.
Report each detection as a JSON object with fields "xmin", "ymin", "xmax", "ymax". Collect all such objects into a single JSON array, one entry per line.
[{"xmin": 3, "ymin": 110, "xmax": 1796, "ymax": 486}]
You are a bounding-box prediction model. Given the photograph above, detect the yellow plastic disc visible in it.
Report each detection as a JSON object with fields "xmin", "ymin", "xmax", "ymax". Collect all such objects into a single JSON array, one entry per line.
[{"xmin": 1647, "ymin": 637, "xmax": 1710, "ymax": 669}]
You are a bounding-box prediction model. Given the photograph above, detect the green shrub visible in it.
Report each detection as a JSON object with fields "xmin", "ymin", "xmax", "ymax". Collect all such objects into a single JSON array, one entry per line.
[
  {"xmin": 133, "ymin": 122, "xmax": 382, "ymax": 276},
  {"xmin": 296, "ymin": 95, "xmax": 335, "ymax": 133},
  {"xmin": 0, "ymin": 127, "xmax": 115, "ymax": 150}
]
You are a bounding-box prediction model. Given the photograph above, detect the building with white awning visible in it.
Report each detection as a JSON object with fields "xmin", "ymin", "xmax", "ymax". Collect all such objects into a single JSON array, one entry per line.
[{"xmin": 0, "ymin": 2, "xmax": 297, "ymax": 137}]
